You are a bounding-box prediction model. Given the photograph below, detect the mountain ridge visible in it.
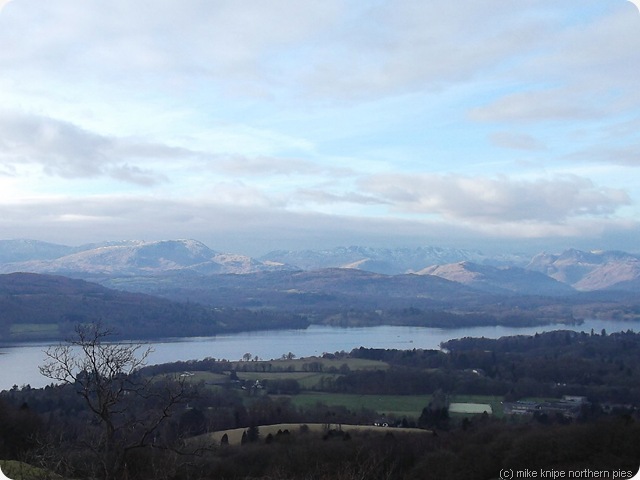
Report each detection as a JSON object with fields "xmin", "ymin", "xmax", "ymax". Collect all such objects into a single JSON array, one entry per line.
[
  {"xmin": 259, "ymin": 245, "xmax": 528, "ymax": 274},
  {"xmin": 0, "ymin": 239, "xmax": 295, "ymax": 276},
  {"xmin": 417, "ymin": 261, "xmax": 575, "ymax": 296},
  {"xmin": 526, "ymin": 249, "xmax": 640, "ymax": 291},
  {"xmin": 0, "ymin": 239, "xmax": 638, "ymax": 293}
]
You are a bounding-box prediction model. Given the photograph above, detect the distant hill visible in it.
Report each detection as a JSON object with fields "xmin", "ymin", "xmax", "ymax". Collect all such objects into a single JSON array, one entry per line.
[
  {"xmin": 100, "ymin": 268, "xmax": 490, "ymax": 311},
  {"xmin": 0, "ymin": 239, "xmax": 638, "ymax": 295},
  {"xmin": 259, "ymin": 245, "xmax": 528, "ymax": 274},
  {"xmin": 418, "ymin": 261, "xmax": 575, "ymax": 296},
  {"xmin": 0, "ymin": 239, "xmax": 75, "ymax": 263},
  {"xmin": 0, "ymin": 239, "xmax": 294, "ymax": 276},
  {"xmin": 1, "ymin": 259, "xmax": 638, "ymax": 342},
  {"xmin": 105, "ymin": 267, "xmax": 621, "ymax": 328},
  {"xmin": 527, "ymin": 249, "xmax": 640, "ymax": 291}
]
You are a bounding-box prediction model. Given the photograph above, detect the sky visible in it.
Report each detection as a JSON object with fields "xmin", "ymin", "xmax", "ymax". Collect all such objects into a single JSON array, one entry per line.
[{"xmin": 0, "ymin": 0, "xmax": 639, "ymax": 256}]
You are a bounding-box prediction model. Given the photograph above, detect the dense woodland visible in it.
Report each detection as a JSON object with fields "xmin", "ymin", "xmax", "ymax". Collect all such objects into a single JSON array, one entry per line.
[{"xmin": 1, "ymin": 327, "xmax": 639, "ymax": 479}]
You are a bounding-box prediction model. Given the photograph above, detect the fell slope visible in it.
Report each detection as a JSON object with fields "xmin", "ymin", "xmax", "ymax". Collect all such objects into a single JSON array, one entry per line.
[
  {"xmin": 418, "ymin": 261, "xmax": 575, "ymax": 296},
  {"xmin": 527, "ymin": 249, "xmax": 640, "ymax": 291}
]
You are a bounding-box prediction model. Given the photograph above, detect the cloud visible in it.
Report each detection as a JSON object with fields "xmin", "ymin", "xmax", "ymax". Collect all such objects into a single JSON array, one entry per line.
[
  {"xmin": 469, "ymin": 7, "xmax": 640, "ymax": 124},
  {"xmin": 0, "ymin": 111, "xmax": 195, "ymax": 185},
  {"xmin": 0, "ymin": 1, "xmax": 638, "ymax": 257},
  {"xmin": 360, "ymin": 173, "xmax": 630, "ymax": 223},
  {"xmin": 214, "ymin": 155, "xmax": 351, "ymax": 177},
  {"xmin": 489, "ymin": 132, "xmax": 546, "ymax": 151},
  {"xmin": 566, "ymin": 144, "xmax": 640, "ymax": 167},
  {"xmin": 293, "ymin": 189, "xmax": 385, "ymax": 206},
  {"xmin": 199, "ymin": 181, "xmax": 280, "ymax": 208},
  {"xmin": 0, "ymin": 1, "xmax": 584, "ymax": 102},
  {"xmin": 0, "ymin": 194, "xmax": 637, "ymax": 256},
  {"xmin": 469, "ymin": 88, "xmax": 605, "ymax": 123},
  {"xmin": 0, "ymin": 0, "xmax": 12, "ymax": 14},
  {"xmin": 109, "ymin": 165, "xmax": 165, "ymax": 187},
  {"xmin": 298, "ymin": 1, "xmax": 547, "ymax": 100},
  {"xmin": 0, "ymin": 0, "xmax": 343, "ymax": 96}
]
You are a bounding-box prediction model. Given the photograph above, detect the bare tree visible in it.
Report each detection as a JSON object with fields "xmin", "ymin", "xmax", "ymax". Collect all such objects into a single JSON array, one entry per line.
[{"xmin": 39, "ymin": 322, "xmax": 189, "ymax": 480}]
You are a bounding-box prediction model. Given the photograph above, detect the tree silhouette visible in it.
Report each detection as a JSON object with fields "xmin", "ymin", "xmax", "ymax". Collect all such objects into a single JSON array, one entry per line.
[{"xmin": 39, "ymin": 322, "xmax": 188, "ymax": 480}]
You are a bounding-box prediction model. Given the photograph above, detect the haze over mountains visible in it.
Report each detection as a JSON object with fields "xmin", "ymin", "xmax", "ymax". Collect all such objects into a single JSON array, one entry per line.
[{"xmin": 0, "ymin": 239, "xmax": 639, "ymax": 294}]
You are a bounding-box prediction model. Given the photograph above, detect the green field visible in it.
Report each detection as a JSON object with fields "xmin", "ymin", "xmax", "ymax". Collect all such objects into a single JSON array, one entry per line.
[
  {"xmin": 229, "ymin": 356, "xmax": 390, "ymax": 390},
  {"xmin": 448, "ymin": 395, "xmax": 504, "ymax": 417},
  {"xmin": 177, "ymin": 371, "xmax": 229, "ymax": 384},
  {"xmin": 237, "ymin": 371, "xmax": 338, "ymax": 389},
  {"xmin": 177, "ymin": 362, "xmax": 506, "ymax": 420},
  {"xmin": 449, "ymin": 403, "xmax": 493, "ymax": 414},
  {"xmin": 157, "ymin": 357, "xmax": 505, "ymax": 422},
  {"xmin": 289, "ymin": 392, "xmax": 432, "ymax": 418}
]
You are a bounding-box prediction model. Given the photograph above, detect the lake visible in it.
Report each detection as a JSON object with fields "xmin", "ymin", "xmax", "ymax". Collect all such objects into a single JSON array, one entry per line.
[{"xmin": 1, "ymin": 319, "xmax": 637, "ymax": 390}]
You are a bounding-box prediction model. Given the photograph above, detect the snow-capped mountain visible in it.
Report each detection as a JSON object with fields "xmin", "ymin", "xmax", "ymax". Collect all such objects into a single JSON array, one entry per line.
[
  {"xmin": 259, "ymin": 246, "xmax": 527, "ymax": 274},
  {"xmin": 418, "ymin": 261, "xmax": 575, "ymax": 296},
  {"xmin": 0, "ymin": 240, "xmax": 638, "ymax": 293},
  {"xmin": 0, "ymin": 239, "xmax": 293, "ymax": 276},
  {"xmin": 526, "ymin": 249, "xmax": 640, "ymax": 291}
]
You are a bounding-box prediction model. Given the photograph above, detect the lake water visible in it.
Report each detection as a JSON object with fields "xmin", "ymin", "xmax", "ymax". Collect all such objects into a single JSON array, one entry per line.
[{"xmin": 1, "ymin": 319, "xmax": 637, "ymax": 391}]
